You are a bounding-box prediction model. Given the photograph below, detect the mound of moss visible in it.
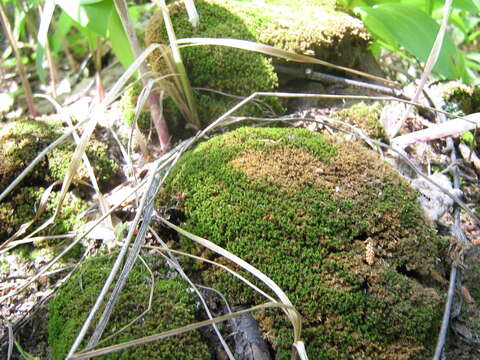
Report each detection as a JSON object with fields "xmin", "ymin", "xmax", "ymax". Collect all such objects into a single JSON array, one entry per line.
[
  {"xmin": 0, "ymin": 119, "xmax": 120, "ymax": 244},
  {"xmin": 0, "ymin": 186, "xmax": 87, "ymax": 242},
  {"xmin": 0, "ymin": 120, "xmax": 57, "ymax": 191},
  {"xmin": 0, "ymin": 119, "xmax": 120, "ymax": 191},
  {"xmin": 333, "ymin": 102, "xmax": 388, "ymax": 143},
  {"xmin": 156, "ymin": 127, "xmax": 447, "ymax": 359},
  {"xmin": 145, "ymin": 0, "xmax": 370, "ymax": 125},
  {"xmin": 48, "ymin": 254, "xmax": 213, "ymax": 360}
]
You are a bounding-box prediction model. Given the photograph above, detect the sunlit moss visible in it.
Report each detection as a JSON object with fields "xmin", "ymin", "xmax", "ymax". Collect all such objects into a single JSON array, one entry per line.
[
  {"xmin": 0, "ymin": 119, "xmax": 120, "ymax": 191},
  {"xmin": 157, "ymin": 127, "xmax": 447, "ymax": 359},
  {"xmin": 333, "ymin": 102, "xmax": 388, "ymax": 143},
  {"xmin": 0, "ymin": 118, "xmax": 119, "ymax": 246},
  {"xmin": 145, "ymin": 0, "xmax": 370, "ymax": 125}
]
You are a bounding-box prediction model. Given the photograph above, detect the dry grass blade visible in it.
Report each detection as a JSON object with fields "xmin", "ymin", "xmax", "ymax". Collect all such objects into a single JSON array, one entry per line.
[
  {"xmin": 158, "ymin": 217, "xmax": 307, "ymax": 359},
  {"xmin": 152, "ymin": 0, "xmax": 200, "ymax": 129},
  {"xmin": 0, "ymin": 180, "xmax": 61, "ymax": 248},
  {"xmin": 93, "ymin": 256, "xmax": 156, "ymax": 348},
  {"xmin": 6, "ymin": 322, "xmax": 12, "ymax": 360},
  {"xmin": 0, "ymin": 234, "xmax": 75, "ymax": 253},
  {"xmin": 149, "ymin": 232, "xmax": 235, "ymax": 359},
  {"xmin": 0, "ymin": 118, "xmax": 87, "ymax": 203},
  {"xmin": 146, "ymin": 246, "xmax": 277, "ymax": 302},
  {"xmin": 0, "ymin": 44, "xmax": 163, "ymax": 303},
  {"xmin": 83, "ymin": 169, "xmax": 161, "ymax": 352},
  {"xmin": 69, "ymin": 302, "xmax": 287, "ymax": 360},
  {"xmin": 53, "ymin": 43, "xmax": 163, "ymax": 220},
  {"xmin": 37, "ymin": 94, "xmax": 113, "ymax": 229},
  {"xmin": 66, "ymin": 170, "xmax": 159, "ymax": 357},
  {"xmin": 394, "ymin": 0, "xmax": 454, "ymax": 137},
  {"xmin": 176, "ymin": 37, "xmax": 400, "ymax": 88},
  {"xmin": 154, "ymin": 44, "xmax": 199, "ymax": 129}
]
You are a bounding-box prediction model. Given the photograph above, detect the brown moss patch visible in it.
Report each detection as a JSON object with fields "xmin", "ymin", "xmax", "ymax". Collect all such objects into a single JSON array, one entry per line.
[
  {"xmin": 230, "ymin": 140, "xmax": 399, "ymax": 200},
  {"xmin": 230, "ymin": 147, "xmax": 326, "ymax": 189}
]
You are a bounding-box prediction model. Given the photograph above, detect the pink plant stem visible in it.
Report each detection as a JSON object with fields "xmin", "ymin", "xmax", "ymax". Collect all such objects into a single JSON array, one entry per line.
[
  {"xmin": 113, "ymin": 0, "xmax": 170, "ymax": 152},
  {"xmin": 147, "ymin": 91, "xmax": 170, "ymax": 148}
]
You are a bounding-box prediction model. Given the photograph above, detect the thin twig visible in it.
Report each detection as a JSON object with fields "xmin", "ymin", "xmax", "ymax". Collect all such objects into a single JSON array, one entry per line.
[
  {"xmin": 434, "ymin": 132, "xmax": 469, "ymax": 359},
  {"xmin": 274, "ymin": 65, "xmax": 403, "ymax": 97}
]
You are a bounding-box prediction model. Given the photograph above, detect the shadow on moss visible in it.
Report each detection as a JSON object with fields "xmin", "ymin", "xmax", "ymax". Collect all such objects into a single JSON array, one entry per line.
[{"xmin": 48, "ymin": 253, "xmax": 214, "ymax": 360}]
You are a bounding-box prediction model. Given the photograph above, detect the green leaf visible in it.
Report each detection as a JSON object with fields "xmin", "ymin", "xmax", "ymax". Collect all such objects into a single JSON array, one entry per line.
[
  {"xmin": 461, "ymin": 131, "xmax": 475, "ymax": 146},
  {"xmin": 355, "ymin": 3, "xmax": 465, "ymax": 79},
  {"xmin": 55, "ymin": 0, "xmax": 114, "ymax": 37},
  {"xmin": 108, "ymin": 7, "xmax": 134, "ymax": 68},
  {"xmin": 49, "ymin": 12, "xmax": 75, "ymax": 54}
]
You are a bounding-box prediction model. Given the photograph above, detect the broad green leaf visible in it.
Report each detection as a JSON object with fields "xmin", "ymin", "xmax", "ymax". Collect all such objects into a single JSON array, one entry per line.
[
  {"xmin": 108, "ymin": 7, "xmax": 134, "ymax": 68},
  {"xmin": 56, "ymin": 0, "xmax": 113, "ymax": 37},
  {"xmin": 356, "ymin": 3, "xmax": 465, "ymax": 79},
  {"xmin": 447, "ymin": 0, "xmax": 478, "ymax": 12},
  {"xmin": 49, "ymin": 12, "xmax": 75, "ymax": 54}
]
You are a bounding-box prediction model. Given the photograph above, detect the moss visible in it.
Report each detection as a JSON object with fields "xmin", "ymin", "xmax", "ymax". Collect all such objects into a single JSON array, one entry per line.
[
  {"xmin": 48, "ymin": 254, "xmax": 213, "ymax": 360},
  {"xmin": 0, "ymin": 186, "xmax": 87, "ymax": 243},
  {"xmin": 145, "ymin": 0, "xmax": 369, "ymax": 125},
  {"xmin": 441, "ymin": 81, "xmax": 474, "ymax": 115},
  {"xmin": 48, "ymin": 139, "xmax": 120, "ymax": 184},
  {"xmin": 333, "ymin": 102, "xmax": 388, "ymax": 143},
  {"xmin": 0, "ymin": 119, "xmax": 120, "ymax": 191},
  {"xmin": 0, "ymin": 119, "xmax": 59, "ymax": 191},
  {"xmin": 119, "ymin": 82, "xmax": 154, "ymax": 134},
  {"xmin": 156, "ymin": 127, "xmax": 446, "ymax": 359}
]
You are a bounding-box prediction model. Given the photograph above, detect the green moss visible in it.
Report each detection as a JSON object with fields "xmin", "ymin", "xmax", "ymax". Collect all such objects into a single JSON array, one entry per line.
[
  {"xmin": 48, "ymin": 254, "xmax": 213, "ymax": 360},
  {"xmin": 156, "ymin": 127, "xmax": 446, "ymax": 359},
  {"xmin": 145, "ymin": 0, "xmax": 369, "ymax": 125},
  {"xmin": 0, "ymin": 186, "xmax": 87, "ymax": 243},
  {"xmin": 48, "ymin": 139, "xmax": 119, "ymax": 184},
  {"xmin": 0, "ymin": 119, "xmax": 120, "ymax": 191},
  {"xmin": 333, "ymin": 102, "xmax": 388, "ymax": 143},
  {"xmin": 0, "ymin": 119, "xmax": 59, "ymax": 191},
  {"xmin": 441, "ymin": 81, "xmax": 474, "ymax": 115},
  {"xmin": 146, "ymin": 0, "xmax": 284, "ymax": 126},
  {"xmin": 119, "ymin": 82, "xmax": 154, "ymax": 134}
]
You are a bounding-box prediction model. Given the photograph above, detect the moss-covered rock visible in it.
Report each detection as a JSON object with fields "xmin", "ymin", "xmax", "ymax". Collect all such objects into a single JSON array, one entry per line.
[
  {"xmin": 145, "ymin": 0, "xmax": 370, "ymax": 125},
  {"xmin": 48, "ymin": 254, "xmax": 213, "ymax": 360},
  {"xmin": 0, "ymin": 186, "xmax": 87, "ymax": 243},
  {"xmin": 156, "ymin": 127, "xmax": 447, "ymax": 359},
  {"xmin": 0, "ymin": 119, "xmax": 120, "ymax": 245},
  {"xmin": 0, "ymin": 119, "xmax": 58, "ymax": 191},
  {"xmin": 0, "ymin": 119, "xmax": 120, "ymax": 192},
  {"xmin": 333, "ymin": 102, "xmax": 388, "ymax": 143}
]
